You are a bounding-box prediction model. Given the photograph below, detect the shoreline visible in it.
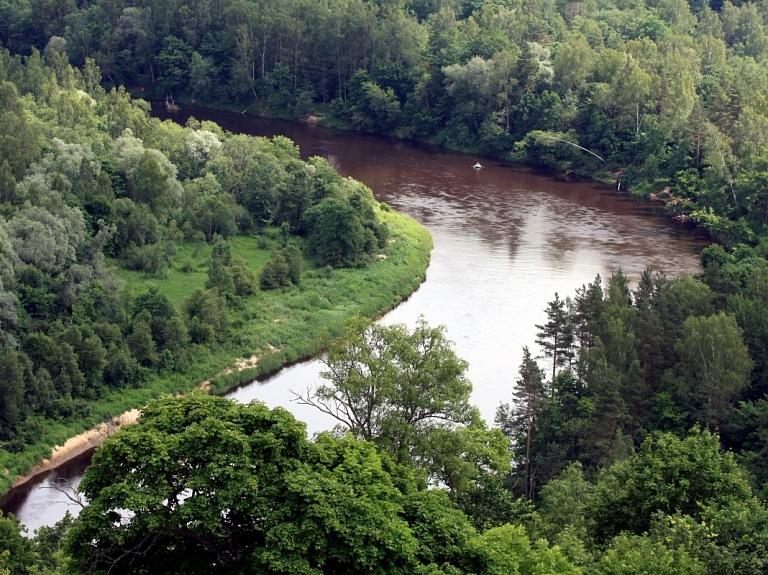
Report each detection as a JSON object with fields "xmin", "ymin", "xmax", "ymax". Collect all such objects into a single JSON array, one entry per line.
[
  {"xmin": 2, "ymin": 210, "xmax": 432, "ymax": 501},
  {"xmin": 7, "ymin": 355, "xmax": 263, "ymax": 491},
  {"xmin": 10, "ymin": 409, "xmax": 141, "ymax": 490}
]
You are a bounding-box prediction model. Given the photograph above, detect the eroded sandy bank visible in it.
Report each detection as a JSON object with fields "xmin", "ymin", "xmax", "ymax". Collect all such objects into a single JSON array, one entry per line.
[
  {"xmin": 11, "ymin": 409, "xmax": 141, "ymax": 489},
  {"xmin": 9, "ymin": 353, "xmax": 265, "ymax": 491}
]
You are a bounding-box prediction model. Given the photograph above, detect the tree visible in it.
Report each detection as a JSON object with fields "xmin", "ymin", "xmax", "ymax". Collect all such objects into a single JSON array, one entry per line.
[
  {"xmin": 156, "ymin": 35, "xmax": 192, "ymax": 95},
  {"xmin": 7, "ymin": 205, "xmax": 86, "ymax": 273},
  {"xmin": 0, "ymin": 513, "xmax": 34, "ymax": 575},
  {"xmin": 535, "ymin": 293, "xmax": 574, "ymax": 384},
  {"xmin": 536, "ymin": 462, "xmax": 595, "ymax": 542},
  {"xmin": 259, "ymin": 250, "xmax": 290, "ymax": 290},
  {"xmin": 188, "ymin": 52, "xmax": 214, "ymax": 101},
  {"xmin": 131, "ymin": 151, "xmax": 170, "ymax": 214},
  {"xmin": 592, "ymin": 428, "xmax": 753, "ymax": 541},
  {"xmin": 126, "ymin": 317, "xmax": 157, "ymax": 367},
  {"xmin": 728, "ymin": 294, "xmax": 768, "ymax": 400},
  {"xmin": 228, "ymin": 256, "xmax": 256, "ymax": 297},
  {"xmin": 305, "ymin": 197, "xmax": 369, "ymax": 268},
  {"xmin": 553, "ymin": 35, "xmax": 594, "ymax": 94},
  {"xmin": 504, "ymin": 347, "xmax": 546, "ymax": 500},
  {"xmin": 674, "ymin": 313, "xmax": 753, "ymax": 428},
  {"xmin": 184, "ymin": 132, "xmax": 222, "ymax": 179},
  {"xmin": 464, "ymin": 524, "xmax": 580, "ymax": 575},
  {"xmin": 596, "ymin": 533, "xmax": 705, "ymax": 575},
  {"xmin": 205, "ymin": 235, "xmax": 234, "ymax": 298},
  {"xmin": 0, "ymin": 160, "xmax": 17, "ymax": 204},
  {"xmin": 282, "ymin": 243, "xmax": 303, "ymax": 285},
  {"xmin": 184, "ymin": 287, "xmax": 229, "ymax": 343},
  {"xmin": 573, "ymin": 275, "xmax": 605, "ymax": 353},
  {"xmin": 182, "ymin": 175, "xmax": 240, "ymax": 241},
  {"xmin": 295, "ymin": 317, "xmax": 475, "ymax": 470},
  {"xmin": 443, "ymin": 56, "xmax": 494, "ymax": 137},
  {"xmin": 66, "ymin": 394, "xmax": 424, "ymax": 575},
  {"xmin": 348, "ymin": 70, "xmax": 401, "ymax": 132},
  {"xmin": 259, "ymin": 245, "xmax": 302, "ymax": 290},
  {"xmin": 0, "ymin": 347, "xmax": 24, "ymax": 439}
]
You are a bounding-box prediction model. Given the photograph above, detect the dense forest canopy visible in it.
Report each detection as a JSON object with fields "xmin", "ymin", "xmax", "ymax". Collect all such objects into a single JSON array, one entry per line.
[
  {"xmin": 2, "ymin": 0, "xmax": 768, "ymax": 244},
  {"xmin": 2, "ymin": 0, "xmax": 768, "ymax": 573}
]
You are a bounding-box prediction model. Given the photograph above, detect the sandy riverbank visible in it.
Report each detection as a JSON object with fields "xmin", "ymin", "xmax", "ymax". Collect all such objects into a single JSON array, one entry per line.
[
  {"xmin": 8, "ymin": 353, "xmax": 266, "ymax": 491},
  {"xmin": 11, "ymin": 409, "xmax": 142, "ymax": 489}
]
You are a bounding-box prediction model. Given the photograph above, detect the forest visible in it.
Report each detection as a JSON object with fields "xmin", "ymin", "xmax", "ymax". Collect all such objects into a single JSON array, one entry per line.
[
  {"xmin": 2, "ymin": 0, "xmax": 768, "ymax": 573},
  {"xmin": 1, "ymin": 0, "xmax": 767, "ymax": 243},
  {"xmin": 0, "ymin": 39, "xmax": 432, "ymax": 497}
]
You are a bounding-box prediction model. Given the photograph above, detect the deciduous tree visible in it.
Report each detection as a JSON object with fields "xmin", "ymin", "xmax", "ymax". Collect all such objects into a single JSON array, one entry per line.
[{"xmin": 296, "ymin": 317, "xmax": 475, "ymax": 471}]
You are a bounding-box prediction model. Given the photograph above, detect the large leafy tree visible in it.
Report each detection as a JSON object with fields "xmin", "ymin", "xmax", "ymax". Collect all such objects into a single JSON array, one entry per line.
[
  {"xmin": 304, "ymin": 197, "xmax": 370, "ymax": 268},
  {"xmin": 294, "ymin": 317, "xmax": 511, "ymax": 496},
  {"xmin": 296, "ymin": 317, "xmax": 475, "ymax": 461},
  {"xmin": 592, "ymin": 427, "xmax": 753, "ymax": 542},
  {"xmin": 66, "ymin": 394, "xmax": 420, "ymax": 575},
  {"xmin": 674, "ymin": 312, "xmax": 753, "ymax": 428}
]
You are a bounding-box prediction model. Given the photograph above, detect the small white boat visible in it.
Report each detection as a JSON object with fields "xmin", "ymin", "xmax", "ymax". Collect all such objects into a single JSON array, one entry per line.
[{"xmin": 473, "ymin": 162, "xmax": 482, "ymax": 169}]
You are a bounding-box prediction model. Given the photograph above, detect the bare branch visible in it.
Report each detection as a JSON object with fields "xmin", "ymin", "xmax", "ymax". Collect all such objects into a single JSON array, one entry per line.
[
  {"xmin": 540, "ymin": 135, "xmax": 606, "ymax": 164},
  {"xmin": 43, "ymin": 478, "xmax": 87, "ymax": 508},
  {"xmin": 290, "ymin": 387, "xmax": 356, "ymax": 431}
]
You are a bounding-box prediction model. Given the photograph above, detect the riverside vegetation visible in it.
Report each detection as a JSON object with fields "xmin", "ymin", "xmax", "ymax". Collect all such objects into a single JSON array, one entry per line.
[
  {"xmin": 4, "ymin": 0, "xmax": 768, "ymax": 573},
  {"xmin": 0, "ymin": 49, "xmax": 432, "ymax": 496},
  {"xmin": 8, "ymin": 0, "xmax": 768, "ymax": 244}
]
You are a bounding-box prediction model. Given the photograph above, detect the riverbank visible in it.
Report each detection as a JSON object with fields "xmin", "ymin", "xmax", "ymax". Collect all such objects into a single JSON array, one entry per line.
[
  {"xmin": 9, "ymin": 353, "xmax": 267, "ymax": 490},
  {"xmin": 1, "ymin": 210, "xmax": 433, "ymax": 497},
  {"xmin": 9, "ymin": 409, "xmax": 141, "ymax": 490},
  {"xmin": 156, "ymin": 96, "xmax": 688, "ymax": 227}
]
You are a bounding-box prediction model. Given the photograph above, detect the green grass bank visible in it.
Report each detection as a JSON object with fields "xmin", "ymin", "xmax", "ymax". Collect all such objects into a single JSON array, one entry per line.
[{"xmin": 0, "ymin": 209, "xmax": 432, "ymax": 496}]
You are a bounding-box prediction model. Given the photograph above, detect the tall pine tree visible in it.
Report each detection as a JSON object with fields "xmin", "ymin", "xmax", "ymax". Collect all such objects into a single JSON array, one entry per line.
[{"xmin": 535, "ymin": 293, "xmax": 575, "ymax": 385}]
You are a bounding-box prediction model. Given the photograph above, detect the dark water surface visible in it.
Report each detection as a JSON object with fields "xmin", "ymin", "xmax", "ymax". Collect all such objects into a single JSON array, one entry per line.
[{"xmin": 2, "ymin": 105, "xmax": 709, "ymax": 531}]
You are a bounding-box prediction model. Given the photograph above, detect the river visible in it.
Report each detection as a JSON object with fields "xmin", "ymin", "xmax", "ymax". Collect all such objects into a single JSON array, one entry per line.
[{"xmin": 1, "ymin": 106, "xmax": 709, "ymax": 532}]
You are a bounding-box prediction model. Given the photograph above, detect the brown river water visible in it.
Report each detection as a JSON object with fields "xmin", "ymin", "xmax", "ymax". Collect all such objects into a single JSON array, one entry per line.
[{"xmin": 1, "ymin": 105, "xmax": 709, "ymax": 532}]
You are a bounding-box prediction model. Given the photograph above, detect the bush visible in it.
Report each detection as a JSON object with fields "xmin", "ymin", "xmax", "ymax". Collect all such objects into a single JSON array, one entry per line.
[
  {"xmin": 229, "ymin": 256, "xmax": 257, "ymax": 297},
  {"xmin": 259, "ymin": 252, "xmax": 290, "ymax": 290},
  {"xmin": 260, "ymin": 245, "xmax": 303, "ymax": 290}
]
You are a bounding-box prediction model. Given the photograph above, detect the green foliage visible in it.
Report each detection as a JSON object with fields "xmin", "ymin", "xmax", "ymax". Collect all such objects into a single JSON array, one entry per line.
[
  {"xmin": 673, "ymin": 313, "xmax": 753, "ymax": 428},
  {"xmin": 259, "ymin": 251, "xmax": 291, "ymax": 291},
  {"xmin": 592, "ymin": 428, "xmax": 753, "ymax": 542},
  {"xmin": 228, "ymin": 256, "xmax": 257, "ymax": 297},
  {"xmin": 596, "ymin": 533, "xmax": 705, "ymax": 575},
  {"xmin": 0, "ymin": 45, "xmax": 433, "ymax": 498},
  {"xmin": 5, "ymin": 6, "xmax": 768, "ymax": 567},
  {"xmin": 0, "ymin": 513, "xmax": 33, "ymax": 575},
  {"xmin": 184, "ymin": 287, "xmax": 229, "ymax": 344},
  {"xmin": 297, "ymin": 316, "xmax": 512, "ymax": 503},
  {"xmin": 260, "ymin": 244, "xmax": 303, "ymax": 291},
  {"xmin": 305, "ymin": 197, "xmax": 370, "ymax": 268},
  {"xmin": 205, "ymin": 235, "xmax": 235, "ymax": 298},
  {"xmin": 464, "ymin": 524, "xmax": 579, "ymax": 575},
  {"xmin": 64, "ymin": 395, "xmax": 418, "ymax": 574},
  {"xmin": 64, "ymin": 394, "xmax": 581, "ymax": 575}
]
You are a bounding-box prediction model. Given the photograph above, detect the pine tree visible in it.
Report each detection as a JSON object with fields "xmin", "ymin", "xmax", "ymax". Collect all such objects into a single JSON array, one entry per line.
[
  {"xmin": 496, "ymin": 347, "xmax": 546, "ymax": 500},
  {"xmin": 573, "ymin": 275, "xmax": 605, "ymax": 349},
  {"xmin": 516, "ymin": 347, "xmax": 546, "ymax": 499},
  {"xmin": 535, "ymin": 293, "xmax": 575, "ymax": 385}
]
